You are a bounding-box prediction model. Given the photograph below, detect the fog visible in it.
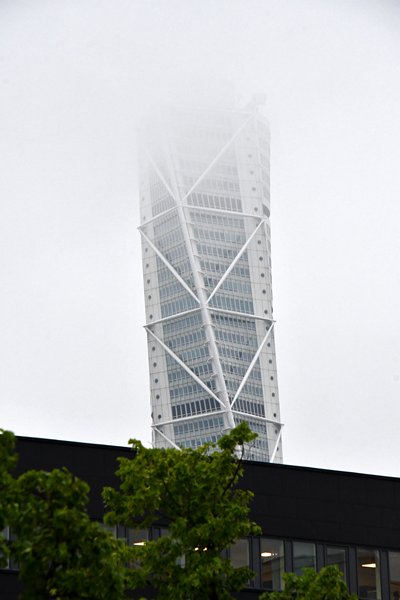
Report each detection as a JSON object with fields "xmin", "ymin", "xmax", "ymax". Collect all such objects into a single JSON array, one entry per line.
[{"xmin": 1, "ymin": 0, "xmax": 400, "ymax": 475}]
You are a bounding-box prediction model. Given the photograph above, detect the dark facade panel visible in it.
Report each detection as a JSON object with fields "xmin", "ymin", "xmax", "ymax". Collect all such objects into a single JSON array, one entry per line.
[
  {"xmin": 242, "ymin": 461, "xmax": 400, "ymax": 549},
  {"xmin": 13, "ymin": 437, "xmax": 133, "ymax": 519}
]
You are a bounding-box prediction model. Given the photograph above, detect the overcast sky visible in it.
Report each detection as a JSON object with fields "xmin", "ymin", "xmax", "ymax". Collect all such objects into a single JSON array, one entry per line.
[{"xmin": 1, "ymin": 0, "xmax": 400, "ymax": 477}]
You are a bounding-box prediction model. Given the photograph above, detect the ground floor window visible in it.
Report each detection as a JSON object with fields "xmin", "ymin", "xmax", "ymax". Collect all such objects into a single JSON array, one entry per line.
[
  {"xmin": 357, "ymin": 547, "xmax": 381, "ymax": 600},
  {"xmin": 260, "ymin": 538, "xmax": 284, "ymax": 590},
  {"xmin": 389, "ymin": 551, "xmax": 400, "ymax": 600},
  {"xmin": 293, "ymin": 541, "xmax": 316, "ymax": 575},
  {"xmin": 326, "ymin": 545, "xmax": 347, "ymax": 579},
  {"xmin": 230, "ymin": 539, "xmax": 249, "ymax": 568}
]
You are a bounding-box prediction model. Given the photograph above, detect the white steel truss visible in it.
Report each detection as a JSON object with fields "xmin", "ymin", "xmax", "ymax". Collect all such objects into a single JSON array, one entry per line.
[
  {"xmin": 230, "ymin": 322, "xmax": 275, "ymax": 408},
  {"xmin": 140, "ymin": 104, "xmax": 283, "ymax": 462},
  {"xmin": 145, "ymin": 326, "xmax": 226, "ymax": 410},
  {"xmin": 139, "ymin": 228, "xmax": 200, "ymax": 303}
]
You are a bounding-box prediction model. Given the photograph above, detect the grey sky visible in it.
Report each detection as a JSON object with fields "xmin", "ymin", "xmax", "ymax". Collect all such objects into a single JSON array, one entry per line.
[{"xmin": 1, "ymin": 0, "xmax": 400, "ymax": 476}]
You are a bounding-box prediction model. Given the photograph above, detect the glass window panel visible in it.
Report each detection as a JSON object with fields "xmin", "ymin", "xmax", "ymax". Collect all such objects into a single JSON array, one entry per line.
[
  {"xmin": 101, "ymin": 523, "xmax": 117, "ymax": 537},
  {"xmin": 127, "ymin": 528, "xmax": 148, "ymax": 546},
  {"xmin": 357, "ymin": 548, "xmax": 381, "ymax": 600},
  {"xmin": 293, "ymin": 541, "xmax": 316, "ymax": 575},
  {"xmin": 326, "ymin": 545, "xmax": 347, "ymax": 579},
  {"xmin": 260, "ymin": 538, "xmax": 284, "ymax": 590},
  {"xmin": 389, "ymin": 551, "xmax": 400, "ymax": 600},
  {"xmin": 230, "ymin": 539, "xmax": 249, "ymax": 568}
]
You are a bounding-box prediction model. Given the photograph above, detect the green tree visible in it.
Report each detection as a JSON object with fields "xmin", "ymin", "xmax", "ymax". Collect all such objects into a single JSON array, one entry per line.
[
  {"xmin": 260, "ymin": 565, "xmax": 357, "ymax": 600},
  {"xmin": 0, "ymin": 430, "xmax": 128, "ymax": 600},
  {"xmin": 0, "ymin": 429, "xmax": 17, "ymax": 567},
  {"xmin": 103, "ymin": 422, "xmax": 260, "ymax": 600}
]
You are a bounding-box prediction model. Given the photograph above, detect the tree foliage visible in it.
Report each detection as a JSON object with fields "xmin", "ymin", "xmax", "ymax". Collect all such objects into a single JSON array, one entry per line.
[
  {"xmin": 259, "ymin": 566, "xmax": 357, "ymax": 600},
  {"xmin": 0, "ymin": 430, "xmax": 128, "ymax": 600},
  {"xmin": 0, "ymin": 429, "xmax": 18, "ymax": 567},
  {"xmin": 103, "ymin": 422, "xmax": 260, "ymax": 600},
  {"xmin": 1, "ymin": 424, "xmax": 260, "ymax": 599}
]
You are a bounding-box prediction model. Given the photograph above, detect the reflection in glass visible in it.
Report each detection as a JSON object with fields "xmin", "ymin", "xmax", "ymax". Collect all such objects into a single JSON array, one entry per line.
[
  {"xmin": 230, "ymin": 539, "xmax": 249, "ymax": 568},
  {"xmin": 389, "ymin": 552, "xmax": 400, "ymax": 600},
  {"xmin": 260, "ymin": 538, "xmax": 284, "ymax": 590},
  {"xmin": 326, "ymin": 546, "xmax": 347, "ymax": 579},
  {"xmin": 357, "ymin": 548, "xmax": 381, "ymax": 600},
  {"xmin": 293, "ymin": 541, "xmax": 316, "ymax": 575},
  {"xmin": 127, "ymin": 528, "xmax": 148, "ymax": 546}
]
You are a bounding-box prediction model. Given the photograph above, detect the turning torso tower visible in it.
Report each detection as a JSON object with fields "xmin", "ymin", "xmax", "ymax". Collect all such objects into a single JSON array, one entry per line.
[{"xmin": 138, "ymin": 97, "xmax": 283, "ymax": 462}]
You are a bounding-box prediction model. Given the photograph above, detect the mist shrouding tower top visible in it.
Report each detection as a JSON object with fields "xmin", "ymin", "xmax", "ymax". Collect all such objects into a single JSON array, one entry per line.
[{"xmin": 138, "ymin": 97, "xmax": 283, "ymax": 462}]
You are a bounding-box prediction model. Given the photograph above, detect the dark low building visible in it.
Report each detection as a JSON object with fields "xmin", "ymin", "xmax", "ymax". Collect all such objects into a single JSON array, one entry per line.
[{"xmin": 2, "ymin": 436, "xmax": 400, "ymax": 599}]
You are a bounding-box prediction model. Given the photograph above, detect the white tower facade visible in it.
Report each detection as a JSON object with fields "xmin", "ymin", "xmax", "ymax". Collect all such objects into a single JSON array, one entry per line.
[{"xmin": 138, "ymin": 100, "xmax": 283, "ymax": 462}]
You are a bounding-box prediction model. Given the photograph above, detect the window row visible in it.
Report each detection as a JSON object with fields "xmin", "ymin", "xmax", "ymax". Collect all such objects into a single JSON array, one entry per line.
[
  {"xmin": 233, "ymin": 416, "xmax": 267, "ymax": 435},
  {"xmin": 200, "ymin": 259, "xmax": 250, "ymax": 279},
  {"xmin": 210, "ymin": 294, "xmax": 254, "ymax": 315},
  {"xmin": 177, "ymin": 345, "xmax": 210, "ymax": 363},
  {"xmin": 221, "ymin": 361, "xmax": 261, "ymax": 380},
  {"xmin": 160, "ymin": 295, "xmax": 198, "ymax": 319},
  {"xmin": 159, "ymin": 280, "xmax": 191, "ymax": 300},
  {"xmin": 205, "ymin": 278, "xmax": 254, "ymax": 299},
  {"xmin": 217, "ymin": 345, "xmax": 255, "ymax": 363},
  {"xmin": 211, "ymin": 312, "xmax": 257, "ymax": 331},
  {"xmin": 173, "ymin": 415, "xmax": 225, "ymax": 438},
  {"xmin": 187, "ymin": 192, "xmax": 243, "ymax": 213},
  {"xmin": 165, "ymin": 330, "xmax": 206, "ymax": 351},
  {"xmin": 190, "ymin": 210, "xmax": 245, "ymax": 231},
  {"xmin": 218, "ymin": 278, "xmax": 253, "ymax": 296},
  {"xmin": 171, "ymin": 397, "xmax": 221, "ymax": 419},
  {"xmin": 220, "ymin": 537, "xmax": 400, "ymax": 599},
  {"xmin": 178, "ymin": 433, "xmax": 223, "ymax": 449},
  {"xmin": 168, "ymin": 378, "xmax": 216, "ymax": 400},
  {"xmin": 214, "ymin": 328, "xmax": 258, "ymax": 349},
  {"xmin": 197, "ymin": 243, "xmax": 240, "ymax": 261},
  {"xmin": 234, "ymin": 398, "xmax": 265, "ymax": 418},
  {"xmin": 241, "ymin": 382, "xmax": 265, "ymax": 398},
  {"xmin": 167, "ymin": 361, "xmax": 213, "ymax": 384},
  {"xmin": 72, "ymin": 526, "xmax": 400, "ymax": 600},
  {"xmin": 193, "ymin": 226, "xmax": 246, "ymax": 246},
  {"xmin": 162, "ymin": 312, "xmax": 203, "ymax": 335}
]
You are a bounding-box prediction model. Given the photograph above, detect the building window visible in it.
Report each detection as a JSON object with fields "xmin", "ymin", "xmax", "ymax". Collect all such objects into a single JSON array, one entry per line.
[
  {"xmin": 127, "ymin": 528, "xmax": 148, "ymax": 547},
  {"xmin": 326, "ymin": 545, "xmax": 347, "ymax": 579},
  {"xmin": 260, "ymin": 538, "xmax": 284, "ymax": 590},
  {"xmin": 293, "ymin": 541, "xmax": 316, "ymax": 574},
  {"xmin": 357, "ymin": 548, "xmax": 381, "ymax": 600},
  {"xmin": 389, "ymin": 551, "xmax": 400, "ymax": 599},
  {"xmin": 230, "ymin": 539, "xmax": 249, "ymax": 568}
]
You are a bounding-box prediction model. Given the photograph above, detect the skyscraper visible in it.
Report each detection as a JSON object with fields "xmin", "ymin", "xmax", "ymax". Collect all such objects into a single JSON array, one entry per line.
[{"xmin": 138, "ymin": 98, "xmax": 283, "ymax": 462}]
